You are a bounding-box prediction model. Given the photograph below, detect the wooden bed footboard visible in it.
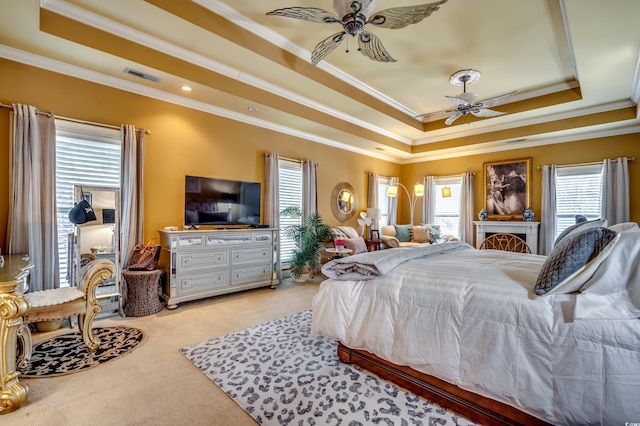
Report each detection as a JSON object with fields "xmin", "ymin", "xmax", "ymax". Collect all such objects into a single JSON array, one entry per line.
[{"xmin": 338, "ymin": 342, "xmax": 550, "ymax": 426}]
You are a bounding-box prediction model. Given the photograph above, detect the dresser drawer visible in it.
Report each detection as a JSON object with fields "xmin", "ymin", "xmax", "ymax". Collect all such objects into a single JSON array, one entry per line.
[
  {"xmin": 179, "ymin": 269, "xmax": 229, "ymax": 294},
  {"xmin": 231, "ymin": 264, "xmax": 271, "ymax": 285},
  {"xmin": 231, "ymin": 247, "xmax": 271, "ymax": 266},
  {"xmin": 178, "ymin": 250, "xmax": 229, "ymax": 273},
  {"xmin": 177, "ymin": 234, "xmax": 204, "ymax": 248}
]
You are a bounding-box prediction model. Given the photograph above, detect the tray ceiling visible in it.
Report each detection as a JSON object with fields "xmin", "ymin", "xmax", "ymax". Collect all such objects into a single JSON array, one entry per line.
[{"xmin": 1, "ymin": 0, "xmax": 639, "ymax": 162}]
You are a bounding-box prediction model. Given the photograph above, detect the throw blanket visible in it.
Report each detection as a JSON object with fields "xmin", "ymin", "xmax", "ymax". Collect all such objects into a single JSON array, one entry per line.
[{"xmin": 321, "ymin": 241, "xmax": 473, "ymax": 280}]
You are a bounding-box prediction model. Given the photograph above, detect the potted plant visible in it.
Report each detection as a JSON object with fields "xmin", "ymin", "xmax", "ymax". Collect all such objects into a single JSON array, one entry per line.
[{"xmin": 284, "ymin": 212, "xmax": 333, "ymax": 281}]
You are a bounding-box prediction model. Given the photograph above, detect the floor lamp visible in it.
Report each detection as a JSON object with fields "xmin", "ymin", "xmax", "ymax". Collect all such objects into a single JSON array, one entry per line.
[
  {"xmin": 387, "ymin": 180, "xmax": 424, "ymax": 225},
  {"xmin": 366, "ymin": 207, "xmax": 382, "ymax": 238}
]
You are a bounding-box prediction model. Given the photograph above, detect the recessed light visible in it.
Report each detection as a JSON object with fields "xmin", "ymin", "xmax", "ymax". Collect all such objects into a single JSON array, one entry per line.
[
  {"xmin": 248, "ymin": 106, "xmax": 258, "ymax": 112},
  {"xmin": 181, "ymin": 85, "xmax": 192, "ymax": 92}
]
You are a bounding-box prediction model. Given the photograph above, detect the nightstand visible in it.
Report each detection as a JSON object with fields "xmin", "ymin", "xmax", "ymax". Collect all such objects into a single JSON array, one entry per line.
[{"xmin": 365, "ymin": 239, "xmax": 381, "ymax": 252}]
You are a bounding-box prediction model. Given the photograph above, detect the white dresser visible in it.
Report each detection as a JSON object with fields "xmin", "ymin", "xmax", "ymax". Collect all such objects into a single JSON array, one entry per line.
[{"xmin": 158, "ymin": 228, "xmax": 278, "ymax": 309}]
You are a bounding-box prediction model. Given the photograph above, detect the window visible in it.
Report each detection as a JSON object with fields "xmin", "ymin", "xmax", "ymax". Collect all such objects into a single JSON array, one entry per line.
[
  {"xmin": 56, "ymin": 121, "xmax": 121, "ymax": 286},
  {"xmin": 434, "ymin": 177, "xmax": 462, "ymax": 238},
  {"xmin": 278, "ymin": 158, "xmax": 303, "ymax": 264},
  {"xmin": 376, "ymin": 176, "xmax": 391, "ymax": 227},
  {"xmin": 555, "ymin": 164, "xmax": 602, "ymax": 237}
]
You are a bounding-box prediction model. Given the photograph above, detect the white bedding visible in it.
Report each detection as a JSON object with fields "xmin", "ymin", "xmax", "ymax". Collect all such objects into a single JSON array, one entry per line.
[{"xmin": 311, "ymin": 244, "xmax": 640, "ymax": 425}]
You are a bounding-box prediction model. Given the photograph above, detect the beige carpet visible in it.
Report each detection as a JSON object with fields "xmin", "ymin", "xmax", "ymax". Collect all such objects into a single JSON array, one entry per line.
[{"xmin": 7, "ymin": 276, "xmax": 322, "ymax": 425}]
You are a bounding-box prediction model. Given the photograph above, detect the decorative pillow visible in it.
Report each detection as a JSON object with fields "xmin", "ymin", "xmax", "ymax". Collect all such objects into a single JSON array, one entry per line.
[
  {"xmin": 426, "ymin": 224, "xmax": 442, "ymax": 240},
  {"xmin": 382, "ymin": 225, "xmax": 397, "ymax": 238},
  {"xmin": 343, "ymin": 237, "xmax": 368, "ymax": 254},
  {"xmin": 410, "ymin": 226, "xmax": 430, "ymax": 243},
  {"xmin": 394, "ymin": 224, "xmax": 412, "ymax": 243},
  {"xmin": 573, "ymin": 229, "xmax": 640, "ymax": 319},
  {"xmin": 535, "ymin": 226, "xmax": 619, "ymax": 296},
  {"xmin": 608, "ymin": 222, "xmax": 639, "ymax": 233},
  {"xmin": 332, "ymin": 226, "xmax": 359, "ymax": 239},
  {"xmin": 554, "ymin": 218, "xmax": 607, "ymax": 246}
]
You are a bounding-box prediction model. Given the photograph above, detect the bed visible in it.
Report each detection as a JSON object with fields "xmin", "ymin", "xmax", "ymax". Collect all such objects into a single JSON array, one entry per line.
[{"xmin": 312, "ymin": 223, "xmax": 640, "ymax": 425}]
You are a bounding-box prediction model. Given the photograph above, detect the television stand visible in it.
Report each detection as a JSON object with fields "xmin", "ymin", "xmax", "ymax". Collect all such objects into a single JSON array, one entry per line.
[{"xmin": 158, "ymin": 228, "xmax": 279, "ymax": 308}]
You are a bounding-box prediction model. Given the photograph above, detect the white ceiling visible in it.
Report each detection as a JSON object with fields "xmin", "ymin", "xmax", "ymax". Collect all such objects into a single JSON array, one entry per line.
[{"xmin": 1, "ymin": 0, "xmax": 639, "ymax": 162}]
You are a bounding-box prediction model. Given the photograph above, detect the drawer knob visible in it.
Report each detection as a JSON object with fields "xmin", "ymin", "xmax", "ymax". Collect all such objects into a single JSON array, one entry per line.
[
  {"xmin": 184, "ymin": 259, "xmax": 191, "ymax": 264},
  {"xmin": 184, "ymin": 281, "xmax": 190, "ymax": 286}
]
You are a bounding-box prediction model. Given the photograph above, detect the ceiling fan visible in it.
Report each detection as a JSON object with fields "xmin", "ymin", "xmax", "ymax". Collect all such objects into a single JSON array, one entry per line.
[
  {"xmin": 266, "ymin": 0, "xmax": 448, "ymax": 66},
  {"xmin": 417, "ymin": 69, "xmax": 516, "ymax": 125}
]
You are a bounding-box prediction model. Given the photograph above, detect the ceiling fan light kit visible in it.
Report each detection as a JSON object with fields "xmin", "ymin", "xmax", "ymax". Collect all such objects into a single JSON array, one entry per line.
[{"xmin": 267, "ymin": 0, "xmax": 448, "ymax": 65}]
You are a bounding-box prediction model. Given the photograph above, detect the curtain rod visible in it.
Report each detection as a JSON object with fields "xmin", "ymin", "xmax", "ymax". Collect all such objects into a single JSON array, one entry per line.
[
  {"xmin": 536, "ymin": 157, "xmax": 635, "ymax": 170},
  {"xmin": 434, "ymin": 173, "xmax": 475, "ymax": 179},
  {"xmin": 0, "ymin": 103, "xmax": 151, "ymax": 135}
]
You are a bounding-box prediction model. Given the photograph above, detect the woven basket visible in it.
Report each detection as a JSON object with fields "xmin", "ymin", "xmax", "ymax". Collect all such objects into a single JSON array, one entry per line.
[{"xmin": 122, "ymin": 269, "xmax": 164, "ymax": 317}]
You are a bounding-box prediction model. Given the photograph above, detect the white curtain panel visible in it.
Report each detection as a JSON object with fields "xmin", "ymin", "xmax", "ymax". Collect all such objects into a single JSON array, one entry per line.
[
  {"xmin": 459, "ymin": 172, "xmax": 474, "ymax": 245},
  {"xmin": 302, "ymin": 160, "xmax": 318, "ymax": 217},
  {"xmin": 367, "ymin": 172, "xmax": 379, "ymax": 229},
  {"xmin": 540, "ymin": 164, "xmax": 557, "ymax": 255},
  {"xmin": 423, "ymin": 176, "xmax": 437, "ymax": 225},
  {"xmin": 388, "ymin": 177, "xmax": 399, "ymax": 225},
  {"xmin": 120, "ymin": 124, "xmax": 145, "ymax": 270},
  {"xmin": 8, "ymin": 104, "xmax": 59, "ymax": 291},
  {"xmin": 601, "ymin": 157, "xmax": 630, "ymax": 225},
  {"xmin": 264, "ymin": 153, "xmax": 282, "ymax": 281}
]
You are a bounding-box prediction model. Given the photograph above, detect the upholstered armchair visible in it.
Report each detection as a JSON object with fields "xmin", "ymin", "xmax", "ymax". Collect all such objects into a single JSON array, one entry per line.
[{"xmin": 17, "ymin": 259, "xmax": 117, "ymax": 370}]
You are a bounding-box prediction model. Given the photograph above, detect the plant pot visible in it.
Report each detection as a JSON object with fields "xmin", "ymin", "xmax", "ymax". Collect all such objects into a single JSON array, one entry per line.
[{"xmin": 293, "ymin": 272, "xmax": 311, "ymax": 282}]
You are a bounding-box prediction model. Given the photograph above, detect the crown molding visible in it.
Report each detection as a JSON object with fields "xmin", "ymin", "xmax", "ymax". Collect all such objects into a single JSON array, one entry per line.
[
  {"xmin": 40, "ymin": 0, "xmax": 412, "ymax": 146},
  {"xmin": 404, "ymin": 123, "xmax": 640, "ymax": 164},
  {"xmin": 0, "ymin": 44, "xmax": 398, "ymax": 163}
]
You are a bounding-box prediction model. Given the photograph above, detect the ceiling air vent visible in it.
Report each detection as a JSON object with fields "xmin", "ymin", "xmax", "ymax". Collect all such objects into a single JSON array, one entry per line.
[{"xmin": 124, "ymin": 68, "xmax": 161, "ymax": 83}]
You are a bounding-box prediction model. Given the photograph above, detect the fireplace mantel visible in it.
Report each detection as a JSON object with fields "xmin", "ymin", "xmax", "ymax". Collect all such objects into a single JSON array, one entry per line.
[{"xmin": 473, "ymin": 221, "xmax": 540, "ymax": 254}]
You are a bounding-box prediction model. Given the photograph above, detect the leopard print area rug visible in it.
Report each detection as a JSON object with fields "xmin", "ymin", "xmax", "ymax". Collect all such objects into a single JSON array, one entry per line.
[
  {"xmin": 180, "ymin": 310, "xmax": 475, "ymax": 425},
  {"xmin": 23, "ymin": 326, "xmax": 144, "ymax": 377}
]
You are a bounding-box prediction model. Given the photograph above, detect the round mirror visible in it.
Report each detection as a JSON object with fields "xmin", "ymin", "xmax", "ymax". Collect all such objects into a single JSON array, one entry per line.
[{"xmin": 331, "ymin": 182, "xmax": 356, "ymax": 221}]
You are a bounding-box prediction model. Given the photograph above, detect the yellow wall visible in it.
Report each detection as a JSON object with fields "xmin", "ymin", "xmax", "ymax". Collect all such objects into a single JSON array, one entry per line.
[
  {"xmin": 400, "ymin": 137, "xmax": 639, "ymax": 227},
  {"xmin": 0, "ymin": 59, "xmax": 638, "ymax": 253},
  {"xmin": 0, "ymin": 59, "xmax": 399, "ymax": 252}
]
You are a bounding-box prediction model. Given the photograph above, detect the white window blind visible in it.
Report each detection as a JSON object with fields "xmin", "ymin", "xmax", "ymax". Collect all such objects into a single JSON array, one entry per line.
[
  {"xmin": 278, "ymin": 158, "xmax": 303, "ymax": 264},
  {"xmin": 556, "ymin": 164, "xmax": 602, "ymax": 237},
  {"xmin": 434, "ymin": 177, "xmax": 462, "ymax": 238},
  {"xmin": 376, "ymin": 176, "xmax": 391, "ymax": 227},
  {"xmin": 55, "ymin": 121, "xmax": 121, "ymax": 285}
]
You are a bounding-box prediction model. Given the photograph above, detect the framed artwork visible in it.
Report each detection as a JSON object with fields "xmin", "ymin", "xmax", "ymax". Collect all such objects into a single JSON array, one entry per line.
[
  {"xmin": 483, "ymin": 157, "xmax": 531, "ymax": 220},
  {"xmin": 370, "ymin": 229, "xmax": 380, "ymax": 240}
]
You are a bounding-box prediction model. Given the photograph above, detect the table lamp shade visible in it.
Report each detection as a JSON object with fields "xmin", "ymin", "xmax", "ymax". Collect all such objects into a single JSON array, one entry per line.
[{"xmin": 366, "ymin": 208, "xmax": 382, "ymax": 220}]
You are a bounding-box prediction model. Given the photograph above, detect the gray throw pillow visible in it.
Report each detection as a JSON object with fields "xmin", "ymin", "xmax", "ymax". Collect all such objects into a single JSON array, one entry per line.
[
  {"xmin": 394, "ymin": 224, "xmax": 412, "ymax": 243},
  {"xmin": 535, "ymin": 226, "xmax": 618, "ymax": 296},
  {"xmin": 554, "ymin": 218, "xmax": 607, "ymax": 246}
]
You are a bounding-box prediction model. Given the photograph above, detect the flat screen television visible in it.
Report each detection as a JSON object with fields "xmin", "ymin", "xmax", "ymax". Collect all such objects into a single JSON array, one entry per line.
[{"xmin": 184, "ymin": 175, "xmax": 261, "ymax": 227}]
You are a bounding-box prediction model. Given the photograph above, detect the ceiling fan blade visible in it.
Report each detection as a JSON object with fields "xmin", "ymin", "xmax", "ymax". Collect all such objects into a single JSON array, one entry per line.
[
  {"xmin": 444, "ymin": 111, "xmax": 463, "ymax": 126},
  {"xmin": 414, "ymin": 108, "xmax": 458, "ymax": 119},
  {"xmin": 475, "ymin": 90, "xmax": 516, "ymax": 109},
  {"xmin": 357, "ymin": 31, "xmax": 396, "ymax": 62},
  {"xmin": 368, "ymin": 0, "xmax": 448, "ymax": 29},
  {"xmin": 470, "ymin": 108, "xmax": 506, "ymax": 118},
  {"xmin": 311, "ymin": 32, "xmax": 346, "ymax": 65},
  {"xmin": 266, "ymin": 7, "xmax": 340, "ymax": 24},
  {"xmin": 445, "ymin": 95, "xmax": 471, "ymax": 108}
]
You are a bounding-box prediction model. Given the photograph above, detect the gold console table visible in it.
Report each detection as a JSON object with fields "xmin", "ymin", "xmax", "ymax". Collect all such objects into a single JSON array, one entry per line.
[{"xmin": 0, "ymin": 254, "xmax": 32, "ymax": 414}]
